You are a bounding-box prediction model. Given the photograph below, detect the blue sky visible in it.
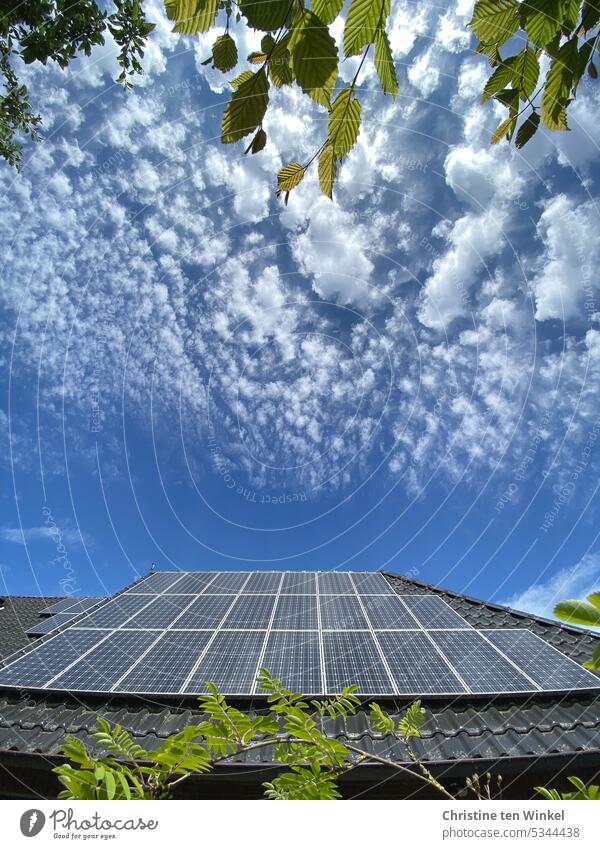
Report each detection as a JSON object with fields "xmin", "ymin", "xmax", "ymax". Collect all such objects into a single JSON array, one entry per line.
[{"xmin": 1, "ymin": 1, "xmax": 600, "ymax": 621}]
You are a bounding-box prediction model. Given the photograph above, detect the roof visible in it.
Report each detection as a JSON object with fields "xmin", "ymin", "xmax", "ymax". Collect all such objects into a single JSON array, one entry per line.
[
  {"xmin": 0, "ymin": 595, "xmax": 67, "ymax": 659},
  {"xmin": 0, "ymin": 573, "xmax": 599, "ymax": 798}
]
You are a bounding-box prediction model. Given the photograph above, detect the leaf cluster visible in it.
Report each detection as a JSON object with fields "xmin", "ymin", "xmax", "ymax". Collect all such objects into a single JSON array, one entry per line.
[
  {"xmin": 536, "ymin": 775, "xmax": 600, "ymax": 799},
  {"xmin": 554, "ymin": 591, "xmax": 600, "ymax": 670},
  {"xmin": 471, "ymin": 0, "xmax": 600, "ymax": 146}
]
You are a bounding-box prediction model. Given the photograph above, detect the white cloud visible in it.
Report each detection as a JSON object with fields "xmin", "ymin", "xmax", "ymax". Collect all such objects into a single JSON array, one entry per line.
[
  {"xmin": 503, "ymin": 553, "xmax": 600, "ymax": 627},
  {"xmin": 1, "ymin": 526, "xmax": 87, "ymax": 546}
]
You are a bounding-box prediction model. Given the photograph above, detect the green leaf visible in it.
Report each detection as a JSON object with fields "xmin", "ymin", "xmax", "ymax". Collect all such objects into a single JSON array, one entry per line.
[
  {"xmin": 313, "ymin": 0, "xmax": 345, "ymax": 25},
  {"xmin": 165, "ymin": 0, "xmax": 218, "ymax": 35},
  {"xmin": 245, "ymin": 127, "xmax": 267, "ymax": 154},
  {"xmin": 277, "ymin": 162, "xmax": 305, "ymax": 192},
  {"xmin": 318, "ymin": 142, "xmax": 337, "ymax": 199},
  {"xmin": 261, "ymin": 34, "xmax": 276, "ymax": 53},
  {"xmin": 374, "ymin": 27, "xmax": 398, "ymax": 97},
  {"xmin": 397, "ymin": 700, "xmax": 425, "ymax": 738},
  {"xmin": 239, "ymin": 0, "xmax": 290, "ymax": 31},
  {"xmin": 290, "ymin": 10, "xmax": 338, "ymax": 107},
  {"xmin": 344, "ymin": 0, "xmax": 390, "ymax": 58},
  {"xmin": 491, "ymin": 115, "xmax": 517, "ymax": 143},
  {"xmin": 512, "ymin": 46, "xmax": 540, "ymax": 99},
  {"xmin": 482, "ymin": 58, "xmax": 516, "ymax": 101},
  {"xmin": 231, "ymin": 70, "xmax": 254, "ymax": 89},
  {"xmin": 213, "ymin": 33, "xmax": 238, "ymax": 72},
  {"xmin": 470, "ymin": 0, "xmax": 519, "ymax": 47},
  {"xmin": 269, "ymin": 36, "xmax": 293, "ymax": 87},
  {"xmin": 328, "ymin": 87, "xmax": 362, "ymax": 156},
  {"xmin": 515, "ymin": 110, "xmax": 540, "ymax": 147},
  {"xmin": 541, "ymin": 37, "xmax": 578, "ymax": 130},
  {"xmin": 520, "ymin": 0, "xmax": 562, "ymax": 47},
  {"xmin": 554, "ymin": 598, "xmax": 600, "ymax": 626},
  {"xmin": 581, "ymin": 0, "xmax": 600, "ymax": 32},
  {"xmin": 222, "ymin": 68, "xmax": 269, "ymax": 143},
  {"xmin": 248, "ymin": 51, "xmax": 268, "ymax": 64}
]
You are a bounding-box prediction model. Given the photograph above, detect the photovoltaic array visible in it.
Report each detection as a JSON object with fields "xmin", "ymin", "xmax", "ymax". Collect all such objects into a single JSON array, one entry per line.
[{"xmin": 1, "ymin": 571, "xmax": 599, "ymax": 697}]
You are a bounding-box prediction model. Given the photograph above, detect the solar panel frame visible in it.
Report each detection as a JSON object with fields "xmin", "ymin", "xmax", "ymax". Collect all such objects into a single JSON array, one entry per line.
[
  {"xmin": 322, "ymin": 631, "xmax": 395, "ymax": 694},
  {"xmin": 399, "ymin": 595, "xmax": 472, "ymax": 629},
  {"xmin": 182, "ymin": 630, "xmax": 266, "ymax": 694},
  {"xmin": 258, "ymin": 631, "xmax": 323, "ymax": 694},
  {"xmin": 482, "ymin": 629, "xmax": 600, "ymax": 691},
  {"xmin": 114, "ymin": 631, "xmax": 215, "ymax": 694},
  {"xmin": 429, "ymin": 630, "xmax": 539, "ymax": 694},
  {"xmin": 375, "ymin": 631, "xmax": 468, "ymax": 694}
]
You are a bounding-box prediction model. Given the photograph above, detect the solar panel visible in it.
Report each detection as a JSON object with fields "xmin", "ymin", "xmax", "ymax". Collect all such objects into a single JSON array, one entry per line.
[
  {"xmin": 128, "ymin": 572, "xmax": 183, "ymax": 593},
  {"xmin": 429, "ymin": 631, "xmax": 536, "ymax": 693},
  {"xmin": 272, "ymin": 595, "xmax": 318, "ymax": 629},
  {"xmin": 361, "ymin": 595, "xmax": 419, "ymax": 629},
  {"xmin": 351, "ymin": 573, "xmax": 392, "ymax": 594},
  {"xmin": 259, "ymin": 631, "xmax": 322, "ymax": 693},
  {"xmin": 116, "ymin": 631, "xmax": 214, "ymax": 693},
  {"xmin": 318, "ymin": 573, "xmax": 355, "ymax": 594},
  {"xmin": 3, "ymin": 571, "xmax": 600, "ymax": 698},
  {"xmin": 483, "ymin": 629, "xmax": 600, "ymax": 690},
  {"xmin": 73, "ymin": 594, "xmax": 154, "ymax": 628},
  {"xmin": 280, "ymin": 572, "xmax": 317, "ymax": 594},
  {"xmin": 173, "ymin": 595, "xmax": 235, "ymax": 629},
  {"xmin": 26, "ymin": 613, "xmax": 78, "ymax": 636},
  {"xmin": 124, "ymin": 595, "xmax": 196, "ymax": 629},
  {"xmin": 164, "ymin": 573, "xmax": 216, "ymax": 594},
  {"xmin": 183, "ymin": 630, "xmax": 265, "ymax": 693},
  {"xmin": 376, "ymin": 631, "xmax": 468, "ymax": 694},
  {"xmin": 243, "ymin": 572, "xmax": 282, "ymax": 593},
  {"xmin": 50, "ymin": 631, "xmax": 159, "ymax": 691},
  {"xmin": 221, "ymin": 594, "xmax": 276, "ymax": 629},
  {"xmin": 323, "ymin": 631, "xmax": 394, "ymax": 694},
  {"xmin": 41, "ymin": 597, "xmax": 99, "ymax": 615},
  {"xmin": 202, "ymin": 572, "xmax": 250, "ymax": 593},
  {"xmin": 400, "ymin": 595, "xmax": 471, "ymax": 629},
  {"xmin": 320, "ymin": 595, "xmax": 368, "ymax": 629},
  {"xmin": 0, "ymin": 630, "xmax": 106, "ymax": 688}
]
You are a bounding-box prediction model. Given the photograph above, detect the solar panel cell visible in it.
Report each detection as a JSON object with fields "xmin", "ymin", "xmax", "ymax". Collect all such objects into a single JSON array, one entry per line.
[
  {"xmin": 351, "ymin": 573, "xmax": 392, "ymax": 594},
  {"xmin": 320, "ymin": 595, "xmax": 369, "ymax": 629},
  {"xmin": 164, "ymin": 573, "xmax": 216, "ymax": 594},
  {"xmin": 318, "ymin": 573, "xmax": 355, "ymax": 594},
  {"xmin": 221, "ymin": 594, "xmax": 276, "ymax": 629},
  {"xmin": 202, "ymin": 573, "xmax": 250, "ymax": 593},
  {"xmin": 323, "ymin": 631, "xmax": 394, "ymax": 694},
  {"xmin": 430, "ymin": 631, "xmax": 536, "ymax": 693},
  {"xmin": 280, "ymin": 573, "xmax": 317, "ymax": 594},
  {"xmin": 376, "ymin": 631, "xmax": 467, "ymax": 694},
  {"xmin": 183, "ymin": 630, "xmax": 265, "ymax": 693},
  {"xmin": 26, "ymin": 613, "xmax": 78, "ymax": 636},
  {"xmin": 260, "ymin": 631, "xmax": 322, "ymax": 693},
  {"xmin": 41, "ymin": 597, "xmax": 99, "ymax": 615},
  {"xmin": 483, "ymin": 629, "xmax": 600, "ymax": 690},
  {"xmin": 128, "ymin": 573, "xmax": 183, "ymax": 593},
  {"xmin": 272, "ymin": 595, "xmax": 318, "ymax": 629},
  {"xmin": 243, "ymin": 572, "xmax": 283, "ymax": 593},
  {"xmin": 116, "ymin": 631, "xmax": 214, "ymax": 693}
]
